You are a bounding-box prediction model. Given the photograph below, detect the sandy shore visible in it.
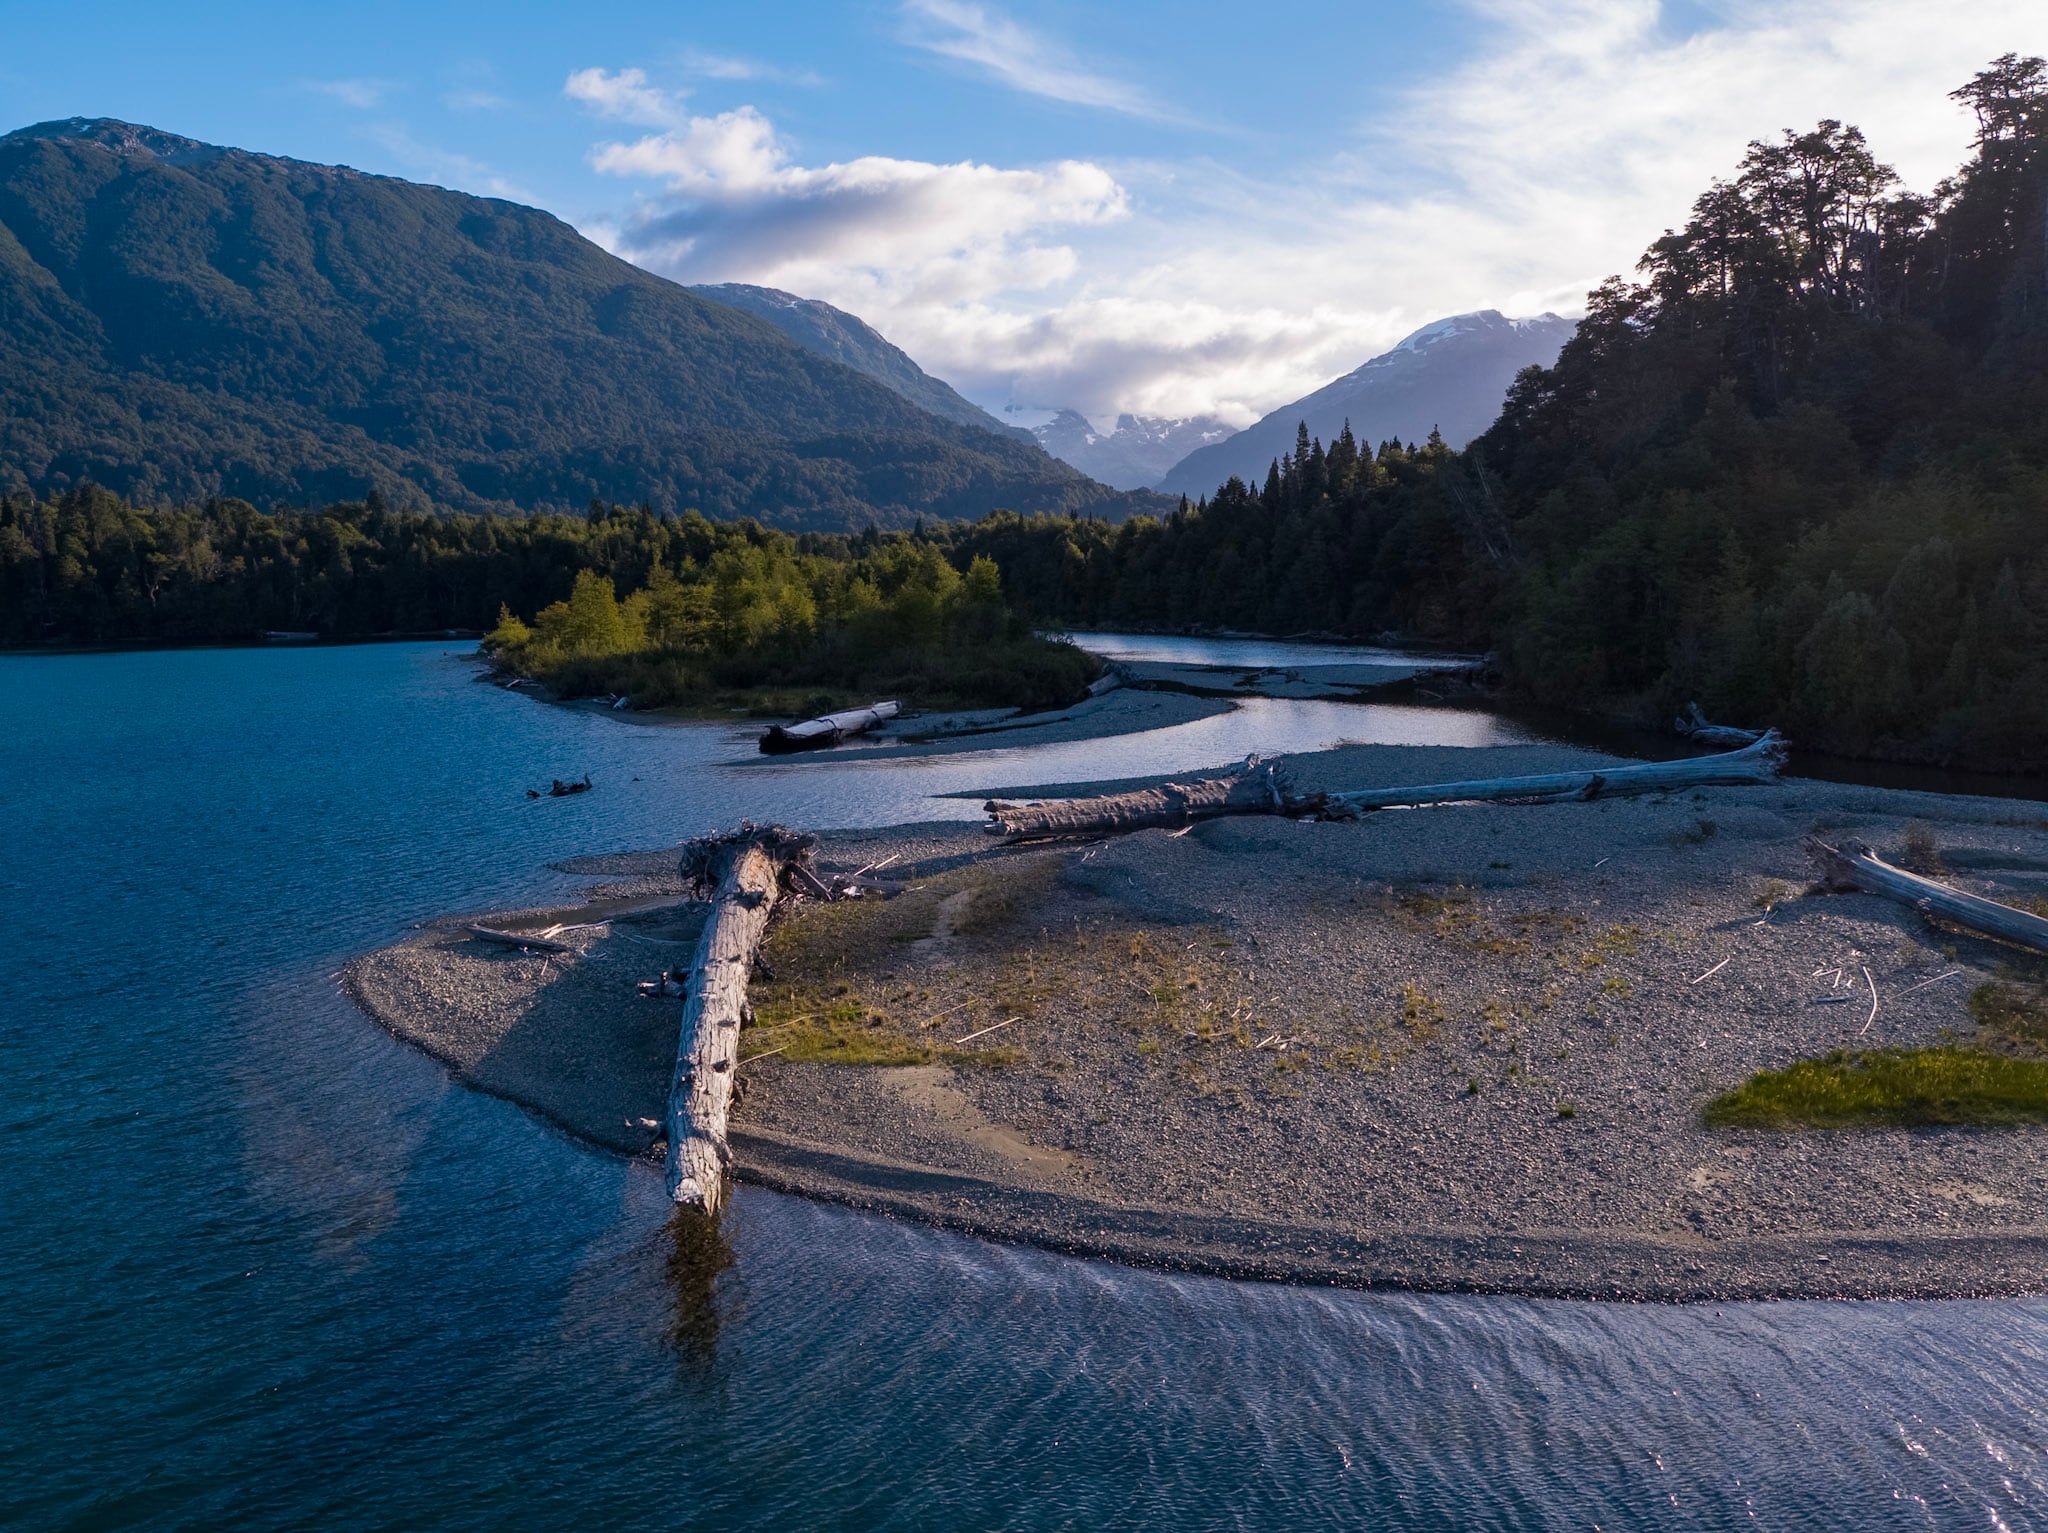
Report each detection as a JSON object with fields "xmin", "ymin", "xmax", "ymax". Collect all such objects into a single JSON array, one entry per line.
[
  {"xmin": 344, "ymin": 742, "xmax": 2048, "ymax": 1300},
  {"xmin": 842, "ymin": 686, "xmax": 1233, "ymax": 760}
]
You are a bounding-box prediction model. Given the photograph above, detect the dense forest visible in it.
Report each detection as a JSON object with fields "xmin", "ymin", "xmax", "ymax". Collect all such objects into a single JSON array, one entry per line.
[
  {"xmin": 10, "ymin": 60, "xmax": 2048, "ymax": 767},
  {"xmin": 0, "ymin": 487, "xmax": 1096, "ymax": 710}
]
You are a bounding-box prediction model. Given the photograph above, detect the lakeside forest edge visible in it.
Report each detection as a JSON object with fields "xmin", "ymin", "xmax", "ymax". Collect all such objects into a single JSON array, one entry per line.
[{"xmin": 7, "ymin": 58, "xmax": 2048, "ymax": 768}]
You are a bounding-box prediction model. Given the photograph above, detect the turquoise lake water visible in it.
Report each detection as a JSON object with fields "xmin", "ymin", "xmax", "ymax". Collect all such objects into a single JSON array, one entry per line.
[{"xmin": 4, "ymin": 641, "xmax": 2046, "ymax": 1530}]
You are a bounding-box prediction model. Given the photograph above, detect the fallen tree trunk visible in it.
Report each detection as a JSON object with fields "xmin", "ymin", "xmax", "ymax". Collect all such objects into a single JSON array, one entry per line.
[
  {"xmin": 665, "ymin": 824, "xmax": 816, "ymax": 1213},
  {"xmin": 759, "ymin": 700, "xmax": 900, "ymax": 754},
  {"xmin": 985, "ymin": 759, "xmax": 1297, "ymax": 841},
  {"xmin": 983, "ymin": 736, "xmax": 1787, "ymax": 841},
  {"xmin": 1322, "ymin": 731, "xmax": 1788, "ymax": 815},
  {"xmin": 1806, "ymin": 836, "xmax": 2048, "ymax": 955}
]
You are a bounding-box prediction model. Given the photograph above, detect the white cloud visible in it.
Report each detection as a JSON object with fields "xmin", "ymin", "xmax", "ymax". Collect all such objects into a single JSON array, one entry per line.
[
  {"xmin": 303, "ymin": 78, "xmax": 395, "ymax": 110},
  {"xmin": 563, "ymin": 66, "xmax": 690, "ymax": 129},
  {"xmin": 585, "ymin": 103, "xmax": 1127, "ymax": 311},
  {"xmin": 444, "ymin": 88, "xmax": 510, "ymax": 113},
  {"xmin": 680, "ymin": 48, "xmax": 823, "ymax": 86},
  {"xmin": 575, "ymin": 2, "xmax": 2048, "ymax": 428},
  {"xmin": 898, "ymin": 0, "xmax": 1186, "ymax": 124}
]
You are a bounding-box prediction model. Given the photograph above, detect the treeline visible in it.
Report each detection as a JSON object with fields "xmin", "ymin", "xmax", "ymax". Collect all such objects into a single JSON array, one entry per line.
[{"xmin": 0, "ymin": 486, "xmax": 1093, "ymax": 710}]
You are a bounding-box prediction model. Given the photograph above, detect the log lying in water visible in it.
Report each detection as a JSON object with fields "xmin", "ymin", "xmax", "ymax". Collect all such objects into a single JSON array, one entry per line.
[
  {"xmin": 985, "ymin": 759, "xmax": 1297, "ymax": 841},
  {"xmin": 665, "ymin": 824, "xmax": 817, "ymax": 1214},
  {"xmin": 1321, "ymin": 731, "xmax": 1789, "ymax": 815},
  {"xmin": 759, "ymin": 700, "xmax": 900, "ymax": 754},
  {"xmin": 1806, "ymin": 836, "xmax": 2048, "ymax": 955}
]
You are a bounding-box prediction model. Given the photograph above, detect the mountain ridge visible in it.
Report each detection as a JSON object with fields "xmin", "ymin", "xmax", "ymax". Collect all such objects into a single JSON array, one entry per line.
[
  {"xmin": 689, "ymin": 281, "xmax": 1030, "ymax": 442},
  {"xmin": 0, "ymin": 118, "xmax": 1123, "ymax": 530},
  {"xmin": 1156, "ymin": 310, "xmax": 1576, "ymax": 497}
]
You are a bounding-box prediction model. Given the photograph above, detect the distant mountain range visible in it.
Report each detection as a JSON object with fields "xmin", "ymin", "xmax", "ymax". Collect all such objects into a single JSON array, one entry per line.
[
  {"xmin": 1021, "ymin": 410, "xmax": 1234, "ymax": 492},
  {"xmin": 0, "ymin": 119, "xmax": 1128, "ymax": 529},
  {"xmin": 1156, "ymin": 311, "xmax": 1577, "ymax": 497}
]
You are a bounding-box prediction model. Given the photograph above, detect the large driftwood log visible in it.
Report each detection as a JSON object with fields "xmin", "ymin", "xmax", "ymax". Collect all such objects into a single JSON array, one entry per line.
[
  {"xmin": 759, "ymin": 700, "xmax": 900, "ymax": 754},
  {"xmin": 665, "ymin": 825, "xmax": 816, "ymax": 1213},
  {"xmin": 985, "ymin": 759, "xmax": 1298, "ymax": 841},
  {"xmin": 981, "ymin": 736, "xmax": 1788, "ymax": 841},
  {"xmin": 1321, "ymin": 731, "xmax": 1788, "ymax": 815},
  {"xmin": 1806, "ymin": 836, "xmax": 2048, "ymax": 955}
]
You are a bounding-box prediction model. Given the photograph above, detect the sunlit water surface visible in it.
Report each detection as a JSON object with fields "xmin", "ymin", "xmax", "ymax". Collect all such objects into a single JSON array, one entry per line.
[
  {"xmin": 3, "ymin": 642, "xmax": 2045, "ymax": 1531},
  {"xmin": 1059, "ymin": 630, "xmax": 1471, "ymax": 670}
]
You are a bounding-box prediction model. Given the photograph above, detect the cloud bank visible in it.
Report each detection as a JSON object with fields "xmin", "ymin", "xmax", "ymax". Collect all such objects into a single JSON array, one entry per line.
[
  {"xmin": 573, "ymin": 0, "xmax": 2048, "ymax": 426},
  {"xmin": 581, "ymin": 101, "xmax": 1127, "ymax": 311}
]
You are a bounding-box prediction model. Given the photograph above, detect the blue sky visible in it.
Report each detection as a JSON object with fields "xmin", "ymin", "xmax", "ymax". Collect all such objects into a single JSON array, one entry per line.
[{"xmin": 8, "ymin": 2, "xmax": 2048, "ymax": 426}]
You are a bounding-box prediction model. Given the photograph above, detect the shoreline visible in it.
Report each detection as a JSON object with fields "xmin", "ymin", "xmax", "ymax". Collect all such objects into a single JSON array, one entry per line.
[
  {"xmin": 340, "ymin": 742, "xmax": 2048, "ymax": 1304},
  {"xmin": 731, "ymin": 1125, "xmax": 2048, "ymax": 1302}
]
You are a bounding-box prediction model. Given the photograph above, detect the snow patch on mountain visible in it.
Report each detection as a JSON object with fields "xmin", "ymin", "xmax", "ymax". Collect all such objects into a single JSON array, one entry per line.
[
  {"xmin": 1026, "ymin": 409, "xmax": 1235, "ymax": 490},
  {"xmin": 1155, "ymin": 309, "xmax": 1577, "ymax": 498}
]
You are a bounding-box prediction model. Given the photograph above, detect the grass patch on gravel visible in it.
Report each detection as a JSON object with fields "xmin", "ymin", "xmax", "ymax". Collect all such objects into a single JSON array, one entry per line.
[
  {"xmin": 1705, "ymin": 1047, "xmax": 2048, "ymax": 1129},
  {"xmin": 1969, "ymin": 982, "xmax": 2048, "ymax": 1051},
  {"xmin": 747, "ymin": 997, "xmax": 930, "ymax": 1066}
]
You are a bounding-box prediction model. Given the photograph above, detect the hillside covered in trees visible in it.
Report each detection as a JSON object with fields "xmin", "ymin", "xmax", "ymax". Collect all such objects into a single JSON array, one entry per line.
[{"xmin": 0, "ymin": 119, "xmax": 1127, "ymax": 532}]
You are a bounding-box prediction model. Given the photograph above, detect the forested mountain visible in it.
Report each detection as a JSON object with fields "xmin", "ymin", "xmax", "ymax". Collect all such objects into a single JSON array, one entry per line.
[
  {"xmin": 0, "ymin": 119, "xmax": 1121, "ymax": 531},
  {"xmin": 970, "ymin": 57, "xmax": 2048, "ymax": 769},
  {"xmin": 689, "ymin": 281, "xmax": 1027, "ymax": 441},
  {"xmin": 1027, "ymin": 410, "xmax": 1233, "ymax": 490},
  {"xmin": 1156, "ymin": 311, "xmax": 1575, "ymax": 497}
]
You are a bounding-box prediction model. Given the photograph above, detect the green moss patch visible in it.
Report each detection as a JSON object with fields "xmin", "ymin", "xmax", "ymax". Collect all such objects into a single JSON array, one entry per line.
[{"xmin": 1705, "ymin": 1047, "xmax": 2048, "ymax": 1129}]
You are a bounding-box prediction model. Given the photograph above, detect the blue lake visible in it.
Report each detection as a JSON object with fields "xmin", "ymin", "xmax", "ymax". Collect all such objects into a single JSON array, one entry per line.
[{"xmin": 3, "ymin": 641, "xmax": 2045, "ymax": 1530}]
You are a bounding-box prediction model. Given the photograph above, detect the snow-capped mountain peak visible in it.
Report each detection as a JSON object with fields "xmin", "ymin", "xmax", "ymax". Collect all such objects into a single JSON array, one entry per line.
[
  {"xmin": 1156, "ymin": 309, "xmax": 1578, "ymax": 497},
  {"xmin": 1027, "ymin": 409, "xmax": 1235, "ymax": 490}
]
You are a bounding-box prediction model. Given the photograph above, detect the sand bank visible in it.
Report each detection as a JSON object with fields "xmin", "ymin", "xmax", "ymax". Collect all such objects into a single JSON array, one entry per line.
[{"xmin": 344, "ymin": 741, "xmax": 2048, "ymax": 1300}]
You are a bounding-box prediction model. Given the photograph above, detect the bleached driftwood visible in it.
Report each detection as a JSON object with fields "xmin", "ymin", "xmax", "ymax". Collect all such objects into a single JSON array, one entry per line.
[
  {"xmin": 759, "ymin": 700, "xmax": 900, "ymax": 754},
  {"xmin": 981, "ymin": 736, "xmax": 1787, "ymax": 841},
  {"xmin": 665, "ymin": 824, "xmax": 817, "ymax": 1213},
  {"xmin": 985, "ymin": 759, "xmax": 1298, "ymax": 841},
  {"xmin": 1321, "ymin": 732, "xmax": 1788, "ymax": 815},
  {"xmin": 1676, "ymin": 701, "xmax": 1766, "ymax": 750},
  {"xmin": 467, "ymin": 924, "xmax": 572, "ymax": 954},
  {"xmin": 1806, "ymin": 836, "xmax": 2048, "ymax": 955}
]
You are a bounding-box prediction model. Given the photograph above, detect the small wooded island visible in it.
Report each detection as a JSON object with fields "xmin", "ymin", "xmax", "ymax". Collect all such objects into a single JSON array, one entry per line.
[{"xmin": 347, "ymin": 722, "xmax": 2048, "ymax": 1303}]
